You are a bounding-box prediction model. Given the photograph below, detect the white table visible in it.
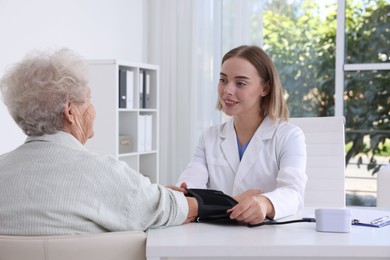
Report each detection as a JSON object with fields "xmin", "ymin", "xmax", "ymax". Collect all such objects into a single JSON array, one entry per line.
[{"xmin": 146, "ymin": 208, "xmax": 390, "ymax": 260}]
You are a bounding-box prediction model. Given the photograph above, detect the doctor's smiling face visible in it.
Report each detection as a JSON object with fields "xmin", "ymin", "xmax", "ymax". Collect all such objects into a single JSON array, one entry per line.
[{"xmin": 218, "ymin": 56, "xmax": 269, "ymax": 117}]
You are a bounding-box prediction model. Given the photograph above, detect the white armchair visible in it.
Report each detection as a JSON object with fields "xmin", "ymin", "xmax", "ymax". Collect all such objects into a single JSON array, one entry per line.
[
  {"xmin": 289, "ymin": 116, "xmax": 346, "ymax": 208},
  {"xmin": 0, "ymin": 231, "xmax": 146, "ymax": 260}
]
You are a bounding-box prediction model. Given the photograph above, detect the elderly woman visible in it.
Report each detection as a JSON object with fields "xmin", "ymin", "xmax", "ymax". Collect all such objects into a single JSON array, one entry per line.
[{"xmin": 0, "ymin": 49, "xmax": 197, "ymax": 235}]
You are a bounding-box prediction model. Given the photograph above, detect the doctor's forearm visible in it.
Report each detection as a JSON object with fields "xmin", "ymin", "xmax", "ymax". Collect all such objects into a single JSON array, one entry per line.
[{"xmin": 259, "ymin": 195, "xmax": 275, "ymax": 219}]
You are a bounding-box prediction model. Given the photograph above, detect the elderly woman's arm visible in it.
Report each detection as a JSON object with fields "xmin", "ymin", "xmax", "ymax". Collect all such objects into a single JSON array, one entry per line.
[{"xmin": 184, "ymin": 197, "xmax": 198, "ymax": 223}]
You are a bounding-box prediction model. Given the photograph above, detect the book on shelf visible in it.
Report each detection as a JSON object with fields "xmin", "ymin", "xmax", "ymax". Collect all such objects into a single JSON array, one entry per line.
[
  {"xmin": 138, "ymin": 114, "xmax": 153, "ymax": 152},
  {"xmin": 126, "ymin": 70, "xmax": 134, "ymax": 109},
  {"xmin": 144, "ymin": 71, "xmax": 151, "ymax": 108},
  {"xmin": 138, "ymin": 115, "xmax": 146, "ymax": 152},
  {"xmin": 145, "ymin": 114, "xmax": 152, "ymax": 151},
  {"xmin": 139, "ymin": 70, "xmax": 145, "ymax": 108},
  {"xmin": 118, "ymin": 69, "xmax": 134, "ymax": 109},
  {"xmin": 118, "ymin": 69, "xmax": 127, "ymax": 108}
]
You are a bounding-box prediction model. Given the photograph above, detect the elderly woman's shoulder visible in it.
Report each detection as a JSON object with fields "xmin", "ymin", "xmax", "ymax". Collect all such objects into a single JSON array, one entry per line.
[
  {"xmin": 77, "ymin": 149, "xmax": 142, "ymax": 178},
  {"xmin": 81, "ymin": 149, "xmax": 126, "ymax": 168}
]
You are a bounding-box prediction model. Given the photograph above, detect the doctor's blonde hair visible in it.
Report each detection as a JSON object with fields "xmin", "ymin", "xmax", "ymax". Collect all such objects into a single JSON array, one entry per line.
[{"xmin": 216, "ymin": 45, "xmax": 289, "ymax": 121}]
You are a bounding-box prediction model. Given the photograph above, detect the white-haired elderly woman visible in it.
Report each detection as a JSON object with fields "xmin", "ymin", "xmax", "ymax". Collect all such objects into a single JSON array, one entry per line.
[{"xmin": 0, "ymin": 49, "xmax": 197, "ymax": 235}]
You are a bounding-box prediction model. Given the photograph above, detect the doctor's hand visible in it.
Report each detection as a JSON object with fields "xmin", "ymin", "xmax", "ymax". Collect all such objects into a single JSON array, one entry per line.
[
  {"xmin": 166, "ymin": 182, "xmax": 188, "ymax": 195},
  {"xmin": 228, "ymin": 194, "xmax": 275, "ymax": 225}
]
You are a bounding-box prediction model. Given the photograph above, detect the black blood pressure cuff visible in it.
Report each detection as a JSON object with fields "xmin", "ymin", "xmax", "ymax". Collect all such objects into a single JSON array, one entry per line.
[
  {"xmin": 186, "ymin": 188, "xmax": 238, "ymax": 224},
  {"xmin": 186, "ymin": 188, "xmax": 317, "ymax": 228}
]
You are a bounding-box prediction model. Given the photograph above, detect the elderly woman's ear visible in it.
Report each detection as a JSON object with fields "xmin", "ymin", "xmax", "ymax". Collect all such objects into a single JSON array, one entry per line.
[
  {"xmin": 63, "ymin": 102, "xmax": 76, "ymax": 125},
  {"xmin": 62, "ymin": 99, "xmax": 96, "ymax": 145}
]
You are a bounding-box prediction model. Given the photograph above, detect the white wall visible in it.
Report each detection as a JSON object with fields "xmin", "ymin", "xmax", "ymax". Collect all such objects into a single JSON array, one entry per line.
[{"xmin": 0, "ymin": 0, "xmax": 146, "ymax": 154}]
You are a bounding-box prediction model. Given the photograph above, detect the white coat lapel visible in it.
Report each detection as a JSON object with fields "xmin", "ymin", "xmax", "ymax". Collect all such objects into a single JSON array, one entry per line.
[
  {"xmin": 235, "ymin": 117, "xmax": 279, "ymax": 184},
  {"xmin": 220, "ymin": 120, "xmax": 240, "ymax": 174}
]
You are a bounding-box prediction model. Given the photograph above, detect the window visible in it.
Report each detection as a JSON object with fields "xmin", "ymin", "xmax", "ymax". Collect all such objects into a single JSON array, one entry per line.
[{"xmin": 343, "ymin": 0, "xmax": 390, "ymax": 205}]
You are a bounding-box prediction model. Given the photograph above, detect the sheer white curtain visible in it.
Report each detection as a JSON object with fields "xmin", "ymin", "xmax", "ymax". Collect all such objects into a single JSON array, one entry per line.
[
  {"xmin": 146, "ymin": 0, "xmax": 223, "ymax": 185},
  {"xmin": 221, "ymin": 0, "xmax": 264, "ymax": 53}
]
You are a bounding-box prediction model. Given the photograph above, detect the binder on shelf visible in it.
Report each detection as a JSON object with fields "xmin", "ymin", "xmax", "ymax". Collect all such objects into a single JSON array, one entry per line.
[
  {"xmin": 139, "ymin": 70, "xmax": 145, "ymax": 108},
  {"xmin": 118, "ymin": 69, "xmax": 127, "ymax": 108},
  {"xmin": 138, "ymin": 115, "xmax": 146, "ymax": 152},
  {"xmin": 145, "ymin": 114, "xmax": 152, "ymax": 151},
  {"xmin": 126, "ymin": 70, "xmax": 134, "ymax": 109},
  {"xmin": 144, "ymin": 72, "xmax": 151, "ymax": 108}
]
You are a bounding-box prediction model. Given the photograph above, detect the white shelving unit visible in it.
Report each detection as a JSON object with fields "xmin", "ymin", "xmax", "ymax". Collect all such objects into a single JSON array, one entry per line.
[{"xmin": 85, "ymin": 60, "xmax": 159, "ymax": 183}]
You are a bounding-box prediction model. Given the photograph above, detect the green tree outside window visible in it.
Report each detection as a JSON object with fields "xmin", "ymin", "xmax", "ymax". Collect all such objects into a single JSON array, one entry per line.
[{"xmin": 260, "ymin": 0, "xmax": 389, "ymax": 175}]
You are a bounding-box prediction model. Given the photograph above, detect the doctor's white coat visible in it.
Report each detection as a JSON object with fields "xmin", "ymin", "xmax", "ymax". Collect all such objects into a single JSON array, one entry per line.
[{"xmin": 178, "ymin": 116, "xmax": 307, "ymax": 219}]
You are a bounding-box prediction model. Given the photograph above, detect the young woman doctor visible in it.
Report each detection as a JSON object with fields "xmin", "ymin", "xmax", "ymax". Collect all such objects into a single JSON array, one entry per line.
[{"xmin": 175, "ymin": 45, "xmax": 307, "ymax": 225}]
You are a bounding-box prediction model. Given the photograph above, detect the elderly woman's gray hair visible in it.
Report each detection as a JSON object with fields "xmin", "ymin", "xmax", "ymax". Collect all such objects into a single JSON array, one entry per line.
[{"xmin": 0, "ymin": 48, "xmax": 89, "ymax": 136}]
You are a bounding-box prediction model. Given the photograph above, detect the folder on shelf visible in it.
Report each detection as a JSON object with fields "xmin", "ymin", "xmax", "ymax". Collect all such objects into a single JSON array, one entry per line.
[
  {"xmin": 139, "ymin": 70, "xmax": 145, "ymax": 108},
  {"xmin": 138, "ymin": 115, "xmax": 146, "ymax": 152},
  {"xmin": 145, "ymin": 114, "xmax": 152, "ymax": 151},
  {"xmin": 126, "ymin": 70, "xmax": 134, "ymax": 109},
  {"xmin": 351, "ymin": 208, "xmax": 390, "ymax": 228},
  {"xmin": 144, "ymin": 72, "xmax": 151, "ymax": 108},
  {"xmin": 119, "ymin": 69, "xmax": 127, "ymax": 108}
]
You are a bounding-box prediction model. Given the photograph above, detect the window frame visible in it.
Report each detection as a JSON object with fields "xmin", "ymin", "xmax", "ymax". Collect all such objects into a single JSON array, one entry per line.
[{"xmin": 335, "ymin": 0, "xmax": 390, "ymax": 116}]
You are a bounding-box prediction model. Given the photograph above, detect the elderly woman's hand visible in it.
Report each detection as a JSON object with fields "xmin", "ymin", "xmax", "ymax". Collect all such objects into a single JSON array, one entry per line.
[{"xmin": 166, "ymin": 182, "xmax": 188, "ymax": 195}]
